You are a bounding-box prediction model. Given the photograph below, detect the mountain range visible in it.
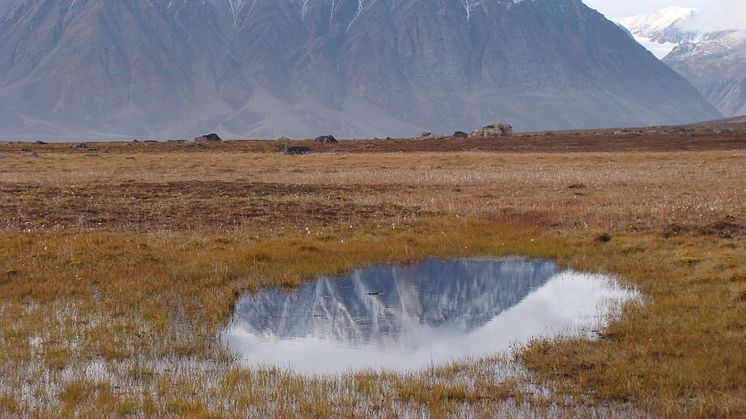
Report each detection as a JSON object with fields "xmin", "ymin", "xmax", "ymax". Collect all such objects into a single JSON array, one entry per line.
[
  {"xmin": 0, "ymin": 0, "xmax": 720, "ymax": 140},
  {"xmin": 618, "ymin": 7, "xmax": 746, "ymax": 117}
]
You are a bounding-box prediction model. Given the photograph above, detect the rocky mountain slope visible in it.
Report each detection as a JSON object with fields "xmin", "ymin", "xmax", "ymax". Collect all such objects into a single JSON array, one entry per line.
[
  {"xmin": 618, "ymin": 7, "xmax": 746, "ymax": 117},
  {"xmin": 0, "ymin": 0, "xmax": 719, "ymax": 140},
  {"xmin": 665, "ymin": 31, "xmax": 746, "ymax": 117}
]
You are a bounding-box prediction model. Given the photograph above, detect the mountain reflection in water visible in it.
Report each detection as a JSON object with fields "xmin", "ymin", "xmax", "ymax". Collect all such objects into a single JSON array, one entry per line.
[{"xmin": 223, "ymin": 258, "xmax": 636, "ymax": 375}]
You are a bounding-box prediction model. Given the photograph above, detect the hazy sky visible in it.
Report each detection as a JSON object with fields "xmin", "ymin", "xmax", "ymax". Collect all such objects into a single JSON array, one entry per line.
[
  {"xmin": 584, "ymin": 0, "xmax": 707, "ymax": 18},
  {"xmin": 584, "ymin": 0, "xmax": 746, "ymax": 30}
]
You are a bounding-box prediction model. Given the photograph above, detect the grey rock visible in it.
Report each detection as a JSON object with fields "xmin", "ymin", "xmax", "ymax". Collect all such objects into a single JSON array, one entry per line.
[
  {"xmin": 470, "ymin": 124, "xmax": 513, "ymax": 138},
  {"xmin": 314, "ymin": 135, "xmax": 338, "ymax": 144},
  {"xmin": 612, "ymin": 128, "xmax": 641, "ymax": 136},
  {"xmin": 71, "ymin": 143, "xmax": 87, "ymax": 149},
  {"xmin": 194, "ymin": 133, "xmax": 222, "ymax": 144},
  {"xmin": 285, "ymin": 146, "xmax": 313, "ymax": 155},
  {"xmin": 453, "ymin": 131, "xmax": 469, "ymax": 138}
]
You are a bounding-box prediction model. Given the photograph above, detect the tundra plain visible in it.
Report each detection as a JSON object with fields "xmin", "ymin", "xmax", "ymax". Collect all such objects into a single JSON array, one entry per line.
[{"xmin": 0, "ymin": 133, "xmax": 745, "ymax": 417}]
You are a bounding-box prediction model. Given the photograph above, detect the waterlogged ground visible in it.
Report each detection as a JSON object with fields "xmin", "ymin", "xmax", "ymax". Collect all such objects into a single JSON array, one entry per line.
[
  {"xmin": 224, "ymin": 258, "xmax": 638, "ymax": 375},
  {"xmin": 0, "ymin": 139, "xmax": 744, "ymax": 416}
]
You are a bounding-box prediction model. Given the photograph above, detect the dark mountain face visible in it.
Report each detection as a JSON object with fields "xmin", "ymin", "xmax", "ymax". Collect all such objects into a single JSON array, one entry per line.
[{"xmin": 0, "ymin": 0, "xmax": 720, "ymax": 140}]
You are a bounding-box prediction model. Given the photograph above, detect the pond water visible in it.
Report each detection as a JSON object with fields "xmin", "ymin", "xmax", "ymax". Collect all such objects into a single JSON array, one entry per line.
[{"xmin": 222, "ymin": 257, "xmax": 637, "ymax": 375}]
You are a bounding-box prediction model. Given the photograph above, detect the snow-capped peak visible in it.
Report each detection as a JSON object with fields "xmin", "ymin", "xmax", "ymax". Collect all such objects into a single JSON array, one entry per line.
[
  {"xmin": 616, "ymin": 7, "xmax": 701, "ymax": 58},
  {"xmin": 618, "ymin": 6, "xmax": 697, "ymax": 37}
]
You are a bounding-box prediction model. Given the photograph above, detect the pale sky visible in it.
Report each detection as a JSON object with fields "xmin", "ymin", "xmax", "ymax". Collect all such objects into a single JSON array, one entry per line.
[
  {"xmin": 584, "ymin": 0, "xmax": 708, "ymax": 18},
  {"xmin": 584, "ymin": 0, "xmax": 746, "ymax": 30}
]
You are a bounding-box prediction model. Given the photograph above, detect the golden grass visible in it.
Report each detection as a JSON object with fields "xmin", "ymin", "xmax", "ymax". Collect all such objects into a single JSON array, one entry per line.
[{"xmin": 0, "ymin": 148, "xmax": 744, "ymax": 416}]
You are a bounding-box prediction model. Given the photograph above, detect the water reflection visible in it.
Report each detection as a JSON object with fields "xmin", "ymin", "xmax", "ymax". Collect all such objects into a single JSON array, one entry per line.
[{"xmin": 223, "ymin": 258, "xmax": 636, "ymax": 375}]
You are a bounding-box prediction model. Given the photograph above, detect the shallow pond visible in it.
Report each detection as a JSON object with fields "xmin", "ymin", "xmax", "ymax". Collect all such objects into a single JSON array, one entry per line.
[{"xmin": 223, "ymin": 257, "xmax": 637, "ymax": 375}]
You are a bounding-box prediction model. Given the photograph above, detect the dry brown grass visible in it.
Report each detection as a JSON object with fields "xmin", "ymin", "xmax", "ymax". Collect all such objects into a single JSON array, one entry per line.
[
  {"xmin": 0, "ymin": 143, "xmax": 744, "ymax": 416},
  {"xmin": 2, "ymin": 151, "xmax": 744, "ymax": 233}
]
